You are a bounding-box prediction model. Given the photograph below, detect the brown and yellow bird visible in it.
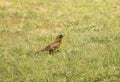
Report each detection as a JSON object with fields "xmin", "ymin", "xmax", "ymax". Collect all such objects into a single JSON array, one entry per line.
[{"xmin": 35, "ymin": 34, "xmax": 64, "ymax": 54}]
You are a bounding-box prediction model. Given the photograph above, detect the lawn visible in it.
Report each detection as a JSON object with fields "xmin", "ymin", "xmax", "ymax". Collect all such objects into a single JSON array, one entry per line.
[{"xmin": 0, "ymin": 0, "xmax": 120, "ymax": 82}]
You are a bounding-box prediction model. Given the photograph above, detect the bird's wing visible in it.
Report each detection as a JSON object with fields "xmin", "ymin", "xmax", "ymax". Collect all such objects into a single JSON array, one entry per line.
[
  {"xmin": 50, "ymin": 42, "xmax": 60, "ymax": 49},
  {"xmin": 42, "ymin": 42, "xmax": 60, "ymax": 51}
]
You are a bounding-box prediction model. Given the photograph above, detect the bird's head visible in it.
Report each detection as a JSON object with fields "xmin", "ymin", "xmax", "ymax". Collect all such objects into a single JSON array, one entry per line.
[
  {"xmin": 56, "ymin": 34, "xmax": 64, "ymax": 39},
  {"xmin": 55, "ymin": 34, "xmax": 64, "ymax": 42}
]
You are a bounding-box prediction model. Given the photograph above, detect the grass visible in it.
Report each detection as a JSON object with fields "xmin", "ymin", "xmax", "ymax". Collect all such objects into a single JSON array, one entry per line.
[{"xmin": 0, "ymin": 0, "xmax": 120, "ymax": 82}]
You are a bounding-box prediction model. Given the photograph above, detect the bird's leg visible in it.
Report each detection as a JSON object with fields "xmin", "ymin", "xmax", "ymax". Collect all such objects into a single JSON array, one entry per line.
[{"xmin": 49, "ymin": 50, "xmax": 54, "ymax": 55}]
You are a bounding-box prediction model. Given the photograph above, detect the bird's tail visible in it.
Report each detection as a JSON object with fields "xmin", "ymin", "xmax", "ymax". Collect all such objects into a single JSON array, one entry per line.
[{"xmin": 35, "ymin": 48, "xmax": 45, "ymax": 54}]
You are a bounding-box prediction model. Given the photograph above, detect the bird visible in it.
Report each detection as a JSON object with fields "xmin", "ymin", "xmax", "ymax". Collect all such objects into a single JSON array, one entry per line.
[{"xmin": 35, "ymin": 34, "xmax": 64, "ymax": 54}]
